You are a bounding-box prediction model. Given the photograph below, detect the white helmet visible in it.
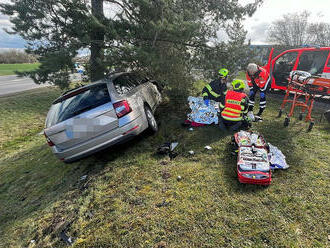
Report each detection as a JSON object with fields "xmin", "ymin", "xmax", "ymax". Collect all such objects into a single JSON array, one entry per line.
[{"xmin": 247, "ymin": 63, "xmax": 258, "ymax": 75}]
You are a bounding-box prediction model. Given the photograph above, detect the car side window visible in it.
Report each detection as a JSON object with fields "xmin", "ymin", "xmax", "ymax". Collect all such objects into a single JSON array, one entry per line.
[
  {"xmin": 140, "ymin": 76, "xmax": 149, "ymax": 84},
  {"xmin": 129, "ymin": 73, "xmax": 148, "ymax": 85},
  {"xmin": 273, "ymin": 51, "xmax": 298, "ymax": 86},
  {"xmin": 297, "ymin": 50, "xmax": 329, "ymax": 75},
  {"xmin": 128, "ymin": 74, "xmax": 141, "ymax": 86},
  {"xmin": 113, "ymin": 74, "xmax": 137, "ymax": 95},
  {"xmin": 276, "ymin": 52, "xmax": 298, "ymax": 67}
]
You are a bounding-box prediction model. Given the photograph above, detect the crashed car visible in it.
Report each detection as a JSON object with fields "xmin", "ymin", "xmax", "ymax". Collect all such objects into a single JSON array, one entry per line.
[
  {"xmin": 233, "ymin": 131, "xmax": 271, "ymax": 185},
  {"xmin": 44, "ymin": 72, "xmax": 162, "ymax": 162}
]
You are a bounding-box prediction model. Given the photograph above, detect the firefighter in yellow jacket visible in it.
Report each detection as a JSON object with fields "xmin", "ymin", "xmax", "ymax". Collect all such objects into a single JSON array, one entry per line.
[
  {"xmin": 219, "ymin": 79, "xmax": 250, "ymax": 131},
  {"xmin": 202, "ymin": 68, "xmax": 229, "ymax": 106}
]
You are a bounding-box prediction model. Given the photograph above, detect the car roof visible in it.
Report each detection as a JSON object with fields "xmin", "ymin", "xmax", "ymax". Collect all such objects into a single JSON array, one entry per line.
[
  {"xmin": 52, "ymin": 72, "xmax": 132, "ymax": 104},
  {"xmin": 109, "ymin": 72, "xmax": 129, "ymax": 80},
  {"xmin": 53, "ymin": 80, "xmax": 104, "ymax": 104}
]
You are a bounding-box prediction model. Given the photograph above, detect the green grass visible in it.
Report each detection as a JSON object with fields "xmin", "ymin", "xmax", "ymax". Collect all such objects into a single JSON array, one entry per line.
[
  {"xmin": 0, "ymin": 86, "xmax": 329, "ymax": 247},
  {"xmin": 0, "ymin": 63, "xmax": 40, "ymax": 76},
  {"xmin": 236, "ymin": 71, "xmax": 246, "ymax": 80}
]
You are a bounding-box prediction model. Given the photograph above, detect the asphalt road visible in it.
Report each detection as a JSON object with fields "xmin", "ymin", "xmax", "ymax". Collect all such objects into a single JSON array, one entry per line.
[
  {"xmin": 0, "ymin": 73, "xmax": 84, "ymax": 97},
  {"xmin": 0, "ymin": 75, "xmax": 47, "ymax": 97}
]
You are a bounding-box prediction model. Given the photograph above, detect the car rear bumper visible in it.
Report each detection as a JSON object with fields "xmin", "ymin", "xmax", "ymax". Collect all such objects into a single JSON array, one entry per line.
[{"xmin": 52, "ymin": 114, "xmax": 147, "ymax": 162}]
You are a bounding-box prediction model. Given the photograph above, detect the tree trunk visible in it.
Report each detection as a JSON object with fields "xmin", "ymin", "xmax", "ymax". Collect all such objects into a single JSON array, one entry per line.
[{"xmin": 90, "ymin": 0, "xmax": 105, "ymax": 82}]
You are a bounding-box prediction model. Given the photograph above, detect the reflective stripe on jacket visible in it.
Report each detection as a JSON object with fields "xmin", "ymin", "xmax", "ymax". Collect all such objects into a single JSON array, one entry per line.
[
  {"xmin": 202, "ymin": 79, "xmax": 227, "ymax": 102},
  {"xmin": 221, "ymin": 90, "xmax": 247, "ymax": 121}
]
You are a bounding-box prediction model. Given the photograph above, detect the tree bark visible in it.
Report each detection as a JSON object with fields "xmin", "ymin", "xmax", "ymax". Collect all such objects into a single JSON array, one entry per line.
[{"xmin": 90, "ymin": 0, "xmax": 105, "ymax": 82}]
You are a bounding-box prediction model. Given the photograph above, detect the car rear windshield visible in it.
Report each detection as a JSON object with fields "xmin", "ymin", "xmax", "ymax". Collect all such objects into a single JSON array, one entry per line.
[{"xmin": 46, "ymin": 84, "xmax": 111, "ymax": 127}]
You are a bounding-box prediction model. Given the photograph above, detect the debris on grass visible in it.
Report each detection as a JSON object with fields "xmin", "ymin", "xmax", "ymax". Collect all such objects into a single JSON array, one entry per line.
[
  {"xmin": 182, "ymin": 119, "xmax": 206, "ymax": 127},
  {"xmin": 247, "ymin": 111, "xmax": 255, "ymax": 122},
  {"xmin": 169, "ymin": 152, "xmax": 178, "ymax": 160},
  {"xmin": 177, "ymin": 175, "xmax": 182, "ymax": 181},
  {"xmin": 157, "ymin": 142, "xmax": 178, "ymax": 154},
  {"xmin": 160, "ymin": 160, "xmax": 169, "ymax": 165},
  {"xmin": 85, "ymin": 211, "xmax": 94, "ymax": 219},
  {"xmin": 204, "ymin": 145, "xmax": 212, "ymax": 150},
  {"xmin": 157, "ymin": 142, "xmax": 179, "ymax": 160},
  {"xmin": 155, "ymin": 241, "xmax": 167, "ymax": 248},
  {"xmin": 268, "ymin": 143, "xmax": 289, "ymax": 170},
  {"xmin": 188, "ymin": 127, "xmax": 194, "ymax": 131},
  {"xmin": 188, "ymin": 150, "xmax": 195, "ymax": 155},
  {"xmin": 162, "ymin": 171, "xmax": 171, "ymax": 179},
  {"xmin": 80, "ymin": 175, "xmax": 87, "ymax": 181},
  {"xmin": 157, "ymin": 143, "xmax": 170, "ymax": 155},
  {"xmin": 60, "ymin": 231, "xmax": 74, "ymax": 246},
  {"xmin": 128, "ymin": 197, "xmax": 144, "ymax": 206},
  {"xmin": 156, "ymin": 199, "xmax": 171, "ymax": 208},
  {"xmin": 170, "ymin": 142, "xmax": 178, "ymax": 151}
]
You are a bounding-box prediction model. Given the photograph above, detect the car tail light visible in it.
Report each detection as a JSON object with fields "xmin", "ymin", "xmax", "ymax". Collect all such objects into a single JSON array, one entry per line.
[
  {"xmin": 113, "ymin": 100, "xmax": 132, "ymax": 118},
  {"xmin": 44, "ymin": 132, "xmax": 55, "ymax": 147}
]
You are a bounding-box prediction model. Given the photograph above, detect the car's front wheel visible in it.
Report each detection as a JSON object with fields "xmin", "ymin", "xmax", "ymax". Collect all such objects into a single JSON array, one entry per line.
[{"xmin": 144, "ymin": 105, "xmax": 158, "ymax": 133}]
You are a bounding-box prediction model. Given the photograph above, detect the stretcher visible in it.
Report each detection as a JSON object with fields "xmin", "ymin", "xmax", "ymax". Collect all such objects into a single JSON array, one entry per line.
[{"xmin": 277, "ymin": 70, "xmax": 330, "ymax": 131}]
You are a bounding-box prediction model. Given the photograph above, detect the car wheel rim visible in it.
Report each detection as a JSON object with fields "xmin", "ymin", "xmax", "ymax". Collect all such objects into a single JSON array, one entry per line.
[{"xmin": 147, "ymin": 109, "xmax": 157, "ymax": 129}]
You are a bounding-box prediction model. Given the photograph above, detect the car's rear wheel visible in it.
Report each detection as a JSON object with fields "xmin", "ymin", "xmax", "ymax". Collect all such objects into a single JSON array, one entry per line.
[{"xmin": 145, "ymin": 105, "xmax": 158, "ymax": 133}]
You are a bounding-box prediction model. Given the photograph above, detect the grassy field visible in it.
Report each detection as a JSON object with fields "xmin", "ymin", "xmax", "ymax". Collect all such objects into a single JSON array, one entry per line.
[
  {"xmin": 0, "ymin": 63, "xmax": 40, "ymax": 76},
  {"xmin": 0, "ymin": 85, "xmax": 329, "ymax": 247},
  {"xmin": 236, "ymin": 71, "xmax": 246, "ymax": 80}
]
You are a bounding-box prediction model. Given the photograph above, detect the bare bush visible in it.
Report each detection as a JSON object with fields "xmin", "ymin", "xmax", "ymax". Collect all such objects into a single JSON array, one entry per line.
[
  {"xmin": 267, "ymin": 11, "xmax": 330, "ymax": 47},
  {"xmin": 0, "ymin": 49, "xmax": 38, "ymax": 64}
]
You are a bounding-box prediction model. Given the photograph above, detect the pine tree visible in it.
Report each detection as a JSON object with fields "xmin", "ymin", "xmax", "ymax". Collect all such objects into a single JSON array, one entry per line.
[{"xmin": 0, "ymin": 0, "xmax": 263, "ymax": 89}]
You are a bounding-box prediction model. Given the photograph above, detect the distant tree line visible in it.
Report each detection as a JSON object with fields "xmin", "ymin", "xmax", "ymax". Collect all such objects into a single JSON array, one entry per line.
[
  {"xmin": 0, "ymin": 49, "xmax": 38, "ymax": 64},
  {"xmin": 267, "ymin": 11, "xmax": 330, "ymax": 47}
]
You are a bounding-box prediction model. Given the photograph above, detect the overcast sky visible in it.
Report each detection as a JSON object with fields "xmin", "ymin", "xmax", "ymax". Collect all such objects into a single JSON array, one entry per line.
[
  {"xmin": 242, "ymin": 0, "xmax": 330, "ymax": 44},
  {"xmin": 1, "ymin": 0, "xmax": 330, "ymax": 49},
  {"xmin": 0, "ymin": 13, "xmax": 26, "ymax": 49}
]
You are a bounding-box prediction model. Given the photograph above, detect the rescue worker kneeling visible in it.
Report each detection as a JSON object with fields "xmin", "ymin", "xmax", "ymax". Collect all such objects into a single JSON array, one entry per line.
[
  {"xmin": 219, "ymin": 79, "xmax": 250, "ymax": 131},
  {"xmin": 202, "ymin": 68, "xmax": 229, "ymax": 106}
]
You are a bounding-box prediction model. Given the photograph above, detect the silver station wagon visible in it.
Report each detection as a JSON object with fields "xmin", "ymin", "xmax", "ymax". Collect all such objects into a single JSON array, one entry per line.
[{"xmin": 44, "ymin": 72, "xmax": 162, "ymax": 162}]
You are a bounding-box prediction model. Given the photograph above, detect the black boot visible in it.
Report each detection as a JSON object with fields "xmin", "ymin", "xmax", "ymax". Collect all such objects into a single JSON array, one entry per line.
[{"xmin": 255, "ymin": 108, "xmax": 264, "ymax": 122}]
